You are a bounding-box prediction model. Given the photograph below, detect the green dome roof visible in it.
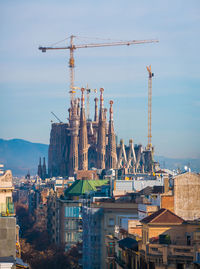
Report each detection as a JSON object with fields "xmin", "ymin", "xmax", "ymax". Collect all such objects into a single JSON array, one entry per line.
[{"xmin": 64, "ymin": 179, "xmax": 109, "ymax": 197}]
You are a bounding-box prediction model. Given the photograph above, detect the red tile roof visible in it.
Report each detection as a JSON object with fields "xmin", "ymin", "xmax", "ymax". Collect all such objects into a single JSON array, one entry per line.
[{"xmin": 140, "ymin": 208, "xmax": 184, "ymax": 224}]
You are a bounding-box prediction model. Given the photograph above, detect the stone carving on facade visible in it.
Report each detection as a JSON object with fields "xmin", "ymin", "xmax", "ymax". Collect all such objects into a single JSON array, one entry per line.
[{"xmin": 46, "ymin": 88, "xmax": 155, "ymax": 177}]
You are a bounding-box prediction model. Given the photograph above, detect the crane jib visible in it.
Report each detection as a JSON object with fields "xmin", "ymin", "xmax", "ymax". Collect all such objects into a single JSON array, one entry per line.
[
  {"xmin": 38, "ymin": 36, "xmax": 159, "ymax": 106},
  {"xmin": 38, "ymin": 40, "xmax": 158, "ymax": 51}
]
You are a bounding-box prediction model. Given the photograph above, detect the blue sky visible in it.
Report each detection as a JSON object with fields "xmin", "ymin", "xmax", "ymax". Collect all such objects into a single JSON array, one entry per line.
[{"xmin": 0, "ymin": 0, "xmax": 200, "ymax": 158}]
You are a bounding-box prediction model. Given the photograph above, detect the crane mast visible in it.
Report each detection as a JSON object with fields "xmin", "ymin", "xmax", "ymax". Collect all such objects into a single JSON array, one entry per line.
[
  {"xmin": 39, "ymin": 35, "xmax": 158, "ymax": 108},
  {"xmin": 69, "ymin": 35, "xmax": 75, "ymax": 103},
  {"xmin": 146, "ymin": 65, "xmax": 154, "ymax": 150}
]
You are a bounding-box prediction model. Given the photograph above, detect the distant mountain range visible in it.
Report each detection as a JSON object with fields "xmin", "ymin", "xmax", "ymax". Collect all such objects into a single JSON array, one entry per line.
[
  {"xmin": 0, "ymin": 139, "xmax": 48, "ymax": 176},
  {"xmin": 154, "ymin": 155, "xmax": 200, "ymax": 174},
  {"xmin": 0, "ymin": 138, "xmax": 199, "ymax": 176}
]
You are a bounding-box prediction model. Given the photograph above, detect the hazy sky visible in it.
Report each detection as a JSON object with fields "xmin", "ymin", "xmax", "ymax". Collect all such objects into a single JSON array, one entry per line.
[{"xmin": 0, "ymin": 0, "xmax": 200, "ymax": 158}]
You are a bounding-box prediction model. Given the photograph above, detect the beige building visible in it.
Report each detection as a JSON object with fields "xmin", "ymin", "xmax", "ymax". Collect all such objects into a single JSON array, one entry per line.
[
  {"xmin": 0, "ymin": 169, "xmax": 16, "ymax": 268},
  {"xmin": 174, "ymin": 172, "xmax": 200, "ymax": 220},
  {"xmin": 104, "ymin": 208, "xmax": 200, "ymax": 269},
  {"xmin": 0, "ymin": 170, "xmax": 14, "ymax": 216},
  {"xmin": 139, "ymin": 208, "xmax": 200, "ymax": 269},
  {"xmin": 161, "ymin": 172, "xmax": 200, "ymax": 221}
]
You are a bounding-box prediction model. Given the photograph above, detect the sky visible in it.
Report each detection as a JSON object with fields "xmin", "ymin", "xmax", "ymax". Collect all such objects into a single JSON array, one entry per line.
[{"xmin": 0, "ymin": 0, "xmax": 200, "ymax": 159}]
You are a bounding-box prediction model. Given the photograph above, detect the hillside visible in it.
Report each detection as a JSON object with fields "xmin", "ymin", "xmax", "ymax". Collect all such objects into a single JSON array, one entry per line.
[
  {"xmin": 154, "ymin": 156, "xmax": 200, "ymax": 173},
  {"xmin": 0, "ymin": 139, "xmax": 48, "ymax": 176},
  {"xmin": 0, "ymin": 138, "xmax": 199, "ymax": 176}
]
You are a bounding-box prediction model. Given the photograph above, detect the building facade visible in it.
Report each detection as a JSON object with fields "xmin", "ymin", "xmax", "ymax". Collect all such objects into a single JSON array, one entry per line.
[
  {"xmin": 161, "ymin": 172, "xmax": 200, "ymax": 221},
  {"xmin": 47, "ymin": 89, "xmax": 155, "ymax": 177},
  {"xmin": 0, "ymin": 170, "xmax": 14, "ymax": 216},
  {"xmin": 82, "ymin": 201, "xmax": 138, "ymax": 269}
]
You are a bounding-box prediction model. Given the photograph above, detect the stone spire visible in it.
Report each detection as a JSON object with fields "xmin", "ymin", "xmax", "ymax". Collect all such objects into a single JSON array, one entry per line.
[
  {"xmin": 37, "ymin": 157, "xmax": 42, "ymax": 178},
  {"xmin": 42, "ymin": 157, "xmax": 47, "ymax": 179},
  {"xmin": 79, "ymin": 88, "xmax": 88, "ymax": 170},
  {"xmin": 106, "ymin": 100, "xmax": 117, "ymax": 169},
  {"xmin": 97, "ymin": 88, "xmax": 106, "ymax": 169},
  {"xmin": 88, "ymin": 121, "xmax": 94, "ymax": 136},
  {"xmin": 68, "ymin": 107, "xmax": 72, "ymax": 121},
  {"xmin": 117, "ymin": 139, "xmax": 127, "ymax": 168},
  {"xmin": 127, "ymin": 139, "xmax": 136, "ymax": 173},
  {"xmin": 94, "ymin": 97, "xmax": 98, "ymax": 122},
  {"xmin": 104, "ymin": 108, "xmax": 107, "ymax": 121},
  {"xmin": 69, "ymin": 98, "xmax": 79, "ymax": 176},
  {"xmin": 136, "ymin": 144, "xmax": 143, "ymax": 172},
  {"xmin": 77, "ymin": 98, "xmax": 80, "ymax": 117}
]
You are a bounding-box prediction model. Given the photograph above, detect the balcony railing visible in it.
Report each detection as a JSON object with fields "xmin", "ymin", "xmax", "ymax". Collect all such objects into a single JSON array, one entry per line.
[
  {"xmin": 145, "ymin": 243, "xmax": 194, "ymax": 259},
  {"xmin": 115, "ymin": 254, "xmax": 125, "ymax": 268},
  {"xmin": 0, "ymin": 202, "xmax": 15, "ymax": 216}
]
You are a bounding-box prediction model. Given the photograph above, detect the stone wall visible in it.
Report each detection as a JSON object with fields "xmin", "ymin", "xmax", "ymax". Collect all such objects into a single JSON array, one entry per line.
[
  {"xmin": 174, "ymin": 172, "xmax": 200, "ymax": 220},
  {"xmin": 48, "ymin": 123, "xmax": 70, "ymax": 177},
  {"xmin": 161, "ymin": 194, "xmax": 174, "ymax": 212},
  {"xmin": 0, "ymin": 217, "xmax": 16, "ymax": 258}
]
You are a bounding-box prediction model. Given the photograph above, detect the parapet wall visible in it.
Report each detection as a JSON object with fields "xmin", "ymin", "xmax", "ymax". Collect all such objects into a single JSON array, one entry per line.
[
  {"xmin": 174, "ymin": 172, "xmax": 200, "ymax": 220},
  {"xmin": 0, "ymin": 217, "xmax": 16, "ymax": 258}
]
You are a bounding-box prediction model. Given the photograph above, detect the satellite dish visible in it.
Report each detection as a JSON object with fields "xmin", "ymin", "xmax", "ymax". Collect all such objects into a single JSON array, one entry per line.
[{"xmin": 184, "ymin": 166, "xmax": 188, "ymax": 171}]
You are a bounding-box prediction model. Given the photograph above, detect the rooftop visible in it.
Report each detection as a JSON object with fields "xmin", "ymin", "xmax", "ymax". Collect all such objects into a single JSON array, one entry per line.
[
  {"xmin": 118, "ymin": 237, "xmax": 138, "ymax": 251},
  {"xmin": 140, "ymin": 208, "xmax": 184, "ymax": 224},
  {"xmin": 64, "ymin": 179, "xmax": 109, "ymax": 197}
]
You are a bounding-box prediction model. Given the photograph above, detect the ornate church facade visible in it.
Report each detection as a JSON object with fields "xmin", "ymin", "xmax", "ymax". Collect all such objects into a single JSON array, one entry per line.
[{"xmin": 47, "ymin": 88, "xmax": 154, "ymax": 177}]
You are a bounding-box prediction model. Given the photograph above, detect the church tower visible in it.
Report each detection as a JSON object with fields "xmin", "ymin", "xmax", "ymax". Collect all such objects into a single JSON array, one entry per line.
[
  {"xmin": 69, "ymin": 99, "xmax": 79, "ymax": 176},
  {"xmin": 106, "ymin": 100, "xmax": 117, "ymax": 169},
  {"xmin": 79, "ymin": 88, "xmax": 88, "ymax": 170},
  {"xmin": 94, "ymin": 97, "xmax": 98, "ymax": 122},
  {"xmin": 37, "ymin": 157, "xmax": 42, "ymax": 178},
  {"xmin": 42, "ymin": 157, "xmax": 47, "ymax": 179},
  {"xmin": 97, "ymin": 88, "xmax": 106, "ymax": 169}
]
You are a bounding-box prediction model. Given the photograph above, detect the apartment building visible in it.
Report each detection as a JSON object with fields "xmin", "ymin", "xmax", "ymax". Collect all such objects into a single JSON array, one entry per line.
[
  {"xmin": 139, "ymin": 208, "xmax": 200, "ymax": 269},
  {"xmin": 82, "ymin": 200, "xmax": 138, "ymax": 269},
  {"xmin": 161, "ymin": 172, "xmax": 200, "ymax": 220}
]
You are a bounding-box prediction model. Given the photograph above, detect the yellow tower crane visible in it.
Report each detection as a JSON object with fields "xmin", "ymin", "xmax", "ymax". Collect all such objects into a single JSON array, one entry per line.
[
  {"xmin": 146, "ymin": 65, "xmax": 154, "ymax": 150},
  {"xmin": 39, "ymin": 35, "xmax": 159, "ymax": 105}
]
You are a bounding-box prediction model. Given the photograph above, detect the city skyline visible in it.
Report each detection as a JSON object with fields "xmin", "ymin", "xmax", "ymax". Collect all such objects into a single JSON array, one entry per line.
[{"xmin": 1, "ymin": 0, "xmax": 200, "ymax": 159}]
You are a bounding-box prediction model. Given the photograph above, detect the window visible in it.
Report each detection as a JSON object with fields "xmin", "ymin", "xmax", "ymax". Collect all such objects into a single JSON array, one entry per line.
[
  {"xmin": 108, "ymin": 218, "xmax": 115, "ymax": 226},
  {"xmin": 177, "ymin": 264, "xmax": 184, "ymax": 269},
  {"xmin": 66, "ymin": 232, "xmax": 72, "ymax": 242},
  {"xmin": 187, "ymin": 235, "xmax": 191, "ymax": 246},
  {"xmin": 65, "ymin": 206, "xmax": 81, "ymax": 217},
  {"xmin": 146, "ymin": 231, "xmax": 149, "ymax": 243},
  {"xmin": 65, "ymin": 219, "xmax": 79, "ymax": 229},
  {"xmin": 6, "ymin": 197, "xmax": 12, "ymax": 205}
]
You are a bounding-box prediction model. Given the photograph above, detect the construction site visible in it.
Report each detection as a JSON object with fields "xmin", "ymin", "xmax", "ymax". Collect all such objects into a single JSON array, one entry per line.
[{"xmin": 38, "ymin": 35, "xmax": 159, "ymax": 178}]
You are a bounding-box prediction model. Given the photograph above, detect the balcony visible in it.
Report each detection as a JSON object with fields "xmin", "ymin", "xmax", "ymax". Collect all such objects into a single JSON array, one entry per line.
[
  {"xmin": 0, "ymin": 202, "xmax": 15, "ymax": 216},
  {"xmin": 115, "ymin": 254, "xmax": 126, "ymax": 268},
  {"xmin": 144, "ymin": 243, "xmax": 194, "ymax": 262}
]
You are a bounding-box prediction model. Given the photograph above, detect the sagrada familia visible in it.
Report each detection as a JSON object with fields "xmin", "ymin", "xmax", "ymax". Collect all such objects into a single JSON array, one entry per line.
[{"xmin": 44, "ymin": 88, "xmax": 155, "ymax": 178}]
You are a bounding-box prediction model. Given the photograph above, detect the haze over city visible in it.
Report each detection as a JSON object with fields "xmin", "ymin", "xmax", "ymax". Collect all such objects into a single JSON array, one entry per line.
[{"xmin": 1, "ymin": 0, "xmax": 200, "ymax": 159}]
